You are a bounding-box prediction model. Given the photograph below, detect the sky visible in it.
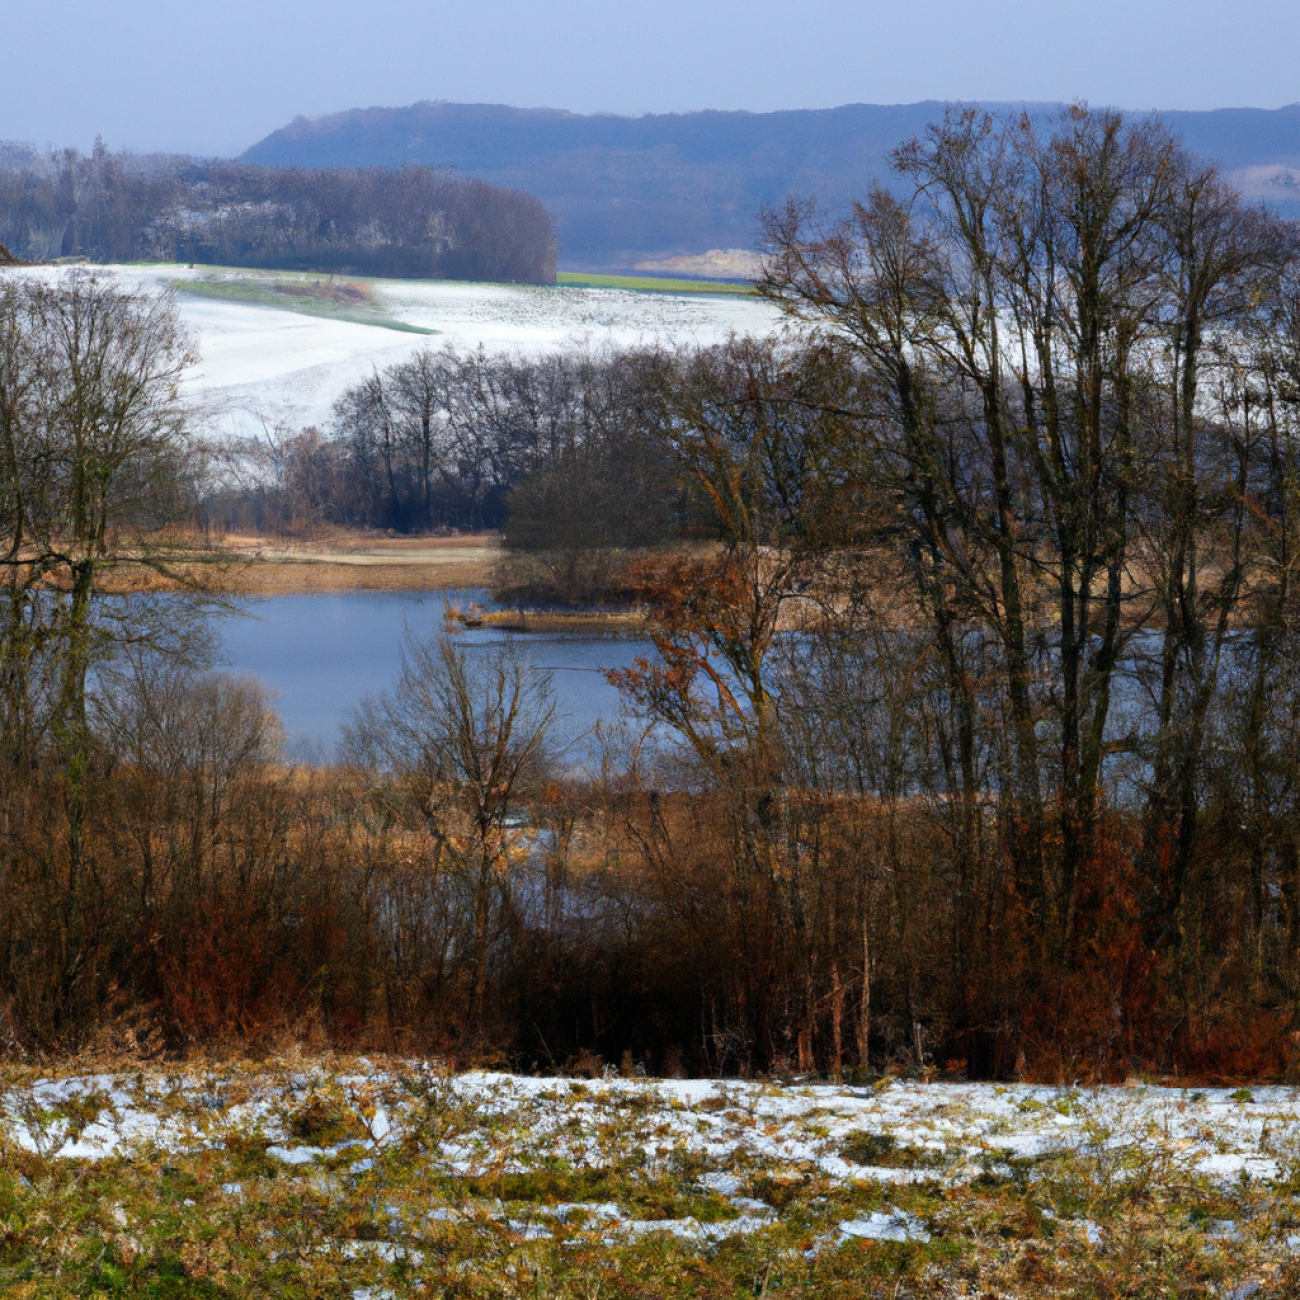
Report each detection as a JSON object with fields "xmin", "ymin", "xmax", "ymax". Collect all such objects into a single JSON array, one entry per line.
[{"xmin": 5, "ymin": 0, "xmax": 1299, "ymax": 157}]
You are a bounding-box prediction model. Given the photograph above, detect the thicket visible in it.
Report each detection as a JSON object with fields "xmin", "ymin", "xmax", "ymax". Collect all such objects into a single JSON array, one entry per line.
[
  {"xmin": 0, "ymin": 139, "xmax": 556, "ymax": 283},
  {"xmin": 10, "ymin": 106, "xmax": 1300, "ymax": 1082},
  {"xmin": 209, "ymin": 344, "xmax": 709, "ymax": 600}
]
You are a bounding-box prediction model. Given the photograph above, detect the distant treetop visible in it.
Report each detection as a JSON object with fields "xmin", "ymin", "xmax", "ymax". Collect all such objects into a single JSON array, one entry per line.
[
  {"xmin": 0, "ymin": 143, "xmax": 556, "ymax": 284},
  {"xmin": 240, "ymin": 100, "xmax": 1300, "ymax": 267}
]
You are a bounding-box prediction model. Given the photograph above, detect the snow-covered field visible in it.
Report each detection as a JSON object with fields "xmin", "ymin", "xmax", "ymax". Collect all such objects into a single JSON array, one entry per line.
[{"xmin": 22, "ymin": 264, "xmax": 785, "ymax": 440}]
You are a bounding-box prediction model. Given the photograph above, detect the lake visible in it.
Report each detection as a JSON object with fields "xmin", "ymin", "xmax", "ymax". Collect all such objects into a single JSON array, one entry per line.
[{"xmin": 218, "ymin": 590, "xmax": 656, "ymax": 763}]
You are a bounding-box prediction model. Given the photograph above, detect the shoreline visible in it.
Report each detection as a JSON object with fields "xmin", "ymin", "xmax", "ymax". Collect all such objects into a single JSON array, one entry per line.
[
  {"xmin": 447, "ymin": 605, "xmax": 647, "ymax": 634},
  {"xmin": 94, "ymin": 530, "xmax": 504, "ymax": 596},
  {"xmin": 86, "ymin": 531, "xmax": 651, "ymax": 628}
]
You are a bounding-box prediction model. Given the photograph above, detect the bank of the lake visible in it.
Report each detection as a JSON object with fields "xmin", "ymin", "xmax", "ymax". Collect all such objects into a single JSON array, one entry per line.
[
  {"xmin": 93, "ymin": 533, "xmax": 653, "ymax": 634},
  {"xmin": 196, "ymin": 530, "xmax": 502, "ymax": 594}
]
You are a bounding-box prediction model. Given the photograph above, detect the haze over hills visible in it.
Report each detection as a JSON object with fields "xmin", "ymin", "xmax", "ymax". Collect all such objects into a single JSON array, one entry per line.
[{"xmin": 242, "ymin": 101, "xmax": 1300, "ymax": 272}]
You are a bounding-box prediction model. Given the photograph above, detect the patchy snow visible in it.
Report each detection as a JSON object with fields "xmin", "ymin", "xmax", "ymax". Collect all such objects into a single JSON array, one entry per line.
[
  {"xmin": 1196, "ymin": 1154, "xmax": 1280, "ymax": 1181},
  {"xmin": 6, "ymin": 1067, "xmax": 1299, "ymax": 1200},
  {"xmin": 616, "ymin": 1215, "xmax": 774, "ymax": 1242},
  {"xmin": 839, "ymin": 1208, "xmax": 931, "ymax": 1243},
  {"xmin": 3, "ymin": 1055, "xmax": 1297, "ymax": 1293}
]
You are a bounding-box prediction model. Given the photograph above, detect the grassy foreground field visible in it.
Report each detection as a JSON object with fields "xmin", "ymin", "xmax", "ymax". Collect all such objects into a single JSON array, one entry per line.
[{"xmin": 4, "ymin": 1060, "xmax": 1300, "ymax": 1298}]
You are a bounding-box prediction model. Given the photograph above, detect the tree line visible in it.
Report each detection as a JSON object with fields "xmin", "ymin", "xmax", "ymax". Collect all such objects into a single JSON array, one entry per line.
[
  {"xmin": 0, "ymin": 139, "xmax": 556, "ymax": 283},
  {"xmin": 209, "ymin": 343, "xmax": 711, "ymax": 601},
  {"xmin": 9, "ymin": 105, "xmax": 1300, "ymax": 1080}
]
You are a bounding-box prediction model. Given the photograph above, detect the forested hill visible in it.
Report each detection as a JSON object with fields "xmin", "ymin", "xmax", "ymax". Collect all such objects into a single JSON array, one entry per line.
[
  {"xmin": 242, "ymin": 100, "xmax": 1300, "ymax": 269},
  {"xmin": 0, "ymin": 145, "xmax": 557, "ymax": 283}
]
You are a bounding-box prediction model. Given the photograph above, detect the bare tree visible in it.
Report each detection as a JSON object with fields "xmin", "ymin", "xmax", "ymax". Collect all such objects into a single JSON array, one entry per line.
[
  {"xmin": 344, "ymin": 633, "xmax": 555, "ymax": 1037},
  {"xmin": 0, "ymin": 271, "xmax": 223, "ymax": 1034}
]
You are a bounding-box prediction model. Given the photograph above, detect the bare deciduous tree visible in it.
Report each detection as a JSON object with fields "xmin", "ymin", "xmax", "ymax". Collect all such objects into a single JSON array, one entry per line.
[{"xmin": 344, "ymin": 633, "xmax": 555, "ymax": 1037}]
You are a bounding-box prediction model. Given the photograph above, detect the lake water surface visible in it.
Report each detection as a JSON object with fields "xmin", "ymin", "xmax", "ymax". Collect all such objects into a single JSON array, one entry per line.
[{"xmin": 219, "ymin": 590, "xmax": 655, "ymax": 762}]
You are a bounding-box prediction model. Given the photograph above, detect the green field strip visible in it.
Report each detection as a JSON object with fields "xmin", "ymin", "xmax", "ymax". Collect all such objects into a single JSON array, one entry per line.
[{"xmin": 556, "ymin": 271, "xmax": 755, "ymax": 295}]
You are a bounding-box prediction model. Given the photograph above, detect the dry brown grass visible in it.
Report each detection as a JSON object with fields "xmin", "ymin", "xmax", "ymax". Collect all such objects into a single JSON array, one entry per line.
[
  {"xmin": 69, "ymin": 529, "xmax": 505, "ymax": 595},
  {"xmin": 223, "ymin": 558, "xmax": 498, "ymax": 594}
]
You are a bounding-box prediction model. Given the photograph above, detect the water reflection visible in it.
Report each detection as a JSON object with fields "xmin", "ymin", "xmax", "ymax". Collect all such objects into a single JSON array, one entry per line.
[{"xmin": 218, "ymin": 589, "xmax": 654, "ymax": 763}]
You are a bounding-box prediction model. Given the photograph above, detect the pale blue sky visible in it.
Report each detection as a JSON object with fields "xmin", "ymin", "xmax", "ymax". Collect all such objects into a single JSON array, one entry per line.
[{"xmin": 5, "ymin": 0, "xmax": 1298, "ymax": 156}]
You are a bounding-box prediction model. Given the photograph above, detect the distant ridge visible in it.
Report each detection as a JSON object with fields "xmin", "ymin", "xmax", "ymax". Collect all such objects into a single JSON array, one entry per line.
[{"xmin": 242, "ymin": 101, "xmax": 1300, "ymax": 270}]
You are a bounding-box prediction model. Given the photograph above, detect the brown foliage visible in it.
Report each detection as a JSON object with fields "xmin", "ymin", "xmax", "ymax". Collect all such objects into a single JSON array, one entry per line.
[{"xmin": 1, "ymin": 722, "xmax": 1297, "ymax": 1080}]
